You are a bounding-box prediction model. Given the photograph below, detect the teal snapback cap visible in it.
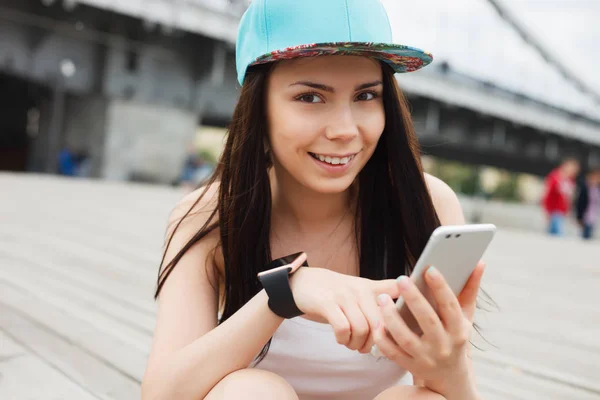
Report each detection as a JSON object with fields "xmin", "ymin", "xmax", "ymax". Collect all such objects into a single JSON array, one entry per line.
[{"xmin": 236, "ymin": 0, "xmax": 433, "ymax": 85}]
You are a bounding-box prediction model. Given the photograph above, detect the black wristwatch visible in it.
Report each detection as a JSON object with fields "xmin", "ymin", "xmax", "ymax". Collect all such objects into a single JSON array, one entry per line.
[{"xmin": 258, "ymin": 252, "xmax": 309, "ymax": 319}]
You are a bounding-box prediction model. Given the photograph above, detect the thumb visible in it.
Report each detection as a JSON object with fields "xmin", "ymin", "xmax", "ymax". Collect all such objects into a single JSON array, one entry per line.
[{"xmin": 372, "ymin": 278, "xmax": 402, "ymax": 299}]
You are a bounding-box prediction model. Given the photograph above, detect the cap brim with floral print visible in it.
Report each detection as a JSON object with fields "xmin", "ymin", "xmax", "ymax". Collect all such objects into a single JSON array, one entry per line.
[{"xmin": 250, "ymin": 42, "xmax": 433, "ymax": 74}]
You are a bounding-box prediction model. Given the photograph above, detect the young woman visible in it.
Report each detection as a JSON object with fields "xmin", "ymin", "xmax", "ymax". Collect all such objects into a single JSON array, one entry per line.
[{"xmin": 142, "ymin": 0, "xmax": 485, "ymax": 399}]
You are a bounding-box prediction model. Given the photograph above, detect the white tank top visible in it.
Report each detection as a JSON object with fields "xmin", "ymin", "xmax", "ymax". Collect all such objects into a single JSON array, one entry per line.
[{"xmin": 253, "ymin": 317, "xmax": 413, "ymax": 399}]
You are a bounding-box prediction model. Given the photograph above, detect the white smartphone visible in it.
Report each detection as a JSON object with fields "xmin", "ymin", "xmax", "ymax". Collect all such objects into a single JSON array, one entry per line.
[{"xmin": 395, "ymin": 224, "xmax": 496, "ymax": 335}]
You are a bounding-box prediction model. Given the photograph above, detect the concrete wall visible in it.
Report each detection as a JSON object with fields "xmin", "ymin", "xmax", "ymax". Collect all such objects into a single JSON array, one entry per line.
[
  {"xmin": 102, "ymin": 99, "xmax": 197, "ymax": 183},
  {"xmin": 103, "ymin": 46, "xmax": 196, "ymax": 109},
  {"xmin": 63, "ymin": 95, "xmax": 108, "ymax": 177}
]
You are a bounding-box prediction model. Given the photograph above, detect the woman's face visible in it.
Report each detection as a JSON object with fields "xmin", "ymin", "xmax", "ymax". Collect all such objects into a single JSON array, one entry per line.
[{"xmin": 266, "ymin": 55, "xmax": 385, "ymax": 194}]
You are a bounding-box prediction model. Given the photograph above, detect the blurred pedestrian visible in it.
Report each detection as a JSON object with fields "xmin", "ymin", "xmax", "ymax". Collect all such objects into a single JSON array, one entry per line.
[
  {"xmin": 574, "ymin": 167, "xmax": 600, "ymax": 240},
  {"xmin": 58, "ymin": 147, "xmax": 76, "ymax": 176},
  {"xmin": 58, "ymin": 147, "xmax": 91, "ymax": 178},
  {"xmin": 542, "ymin": 158, "xmax": 580, "ymax": 236}
]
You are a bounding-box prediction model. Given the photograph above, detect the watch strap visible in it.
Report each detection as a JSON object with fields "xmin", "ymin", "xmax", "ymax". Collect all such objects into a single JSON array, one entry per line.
[{"xmin": 258, "ymin": 252, "xmax": 309, "ymax": 319}]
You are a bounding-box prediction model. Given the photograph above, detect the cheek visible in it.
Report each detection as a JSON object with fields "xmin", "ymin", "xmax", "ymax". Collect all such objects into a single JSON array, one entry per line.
[
  {"xmin": 268, "ymin": 103, "xmax": 321, "ymax": 153},
  {"xmin": 360, "ymin": 107, "xmax": 385, "ymax": 146}
]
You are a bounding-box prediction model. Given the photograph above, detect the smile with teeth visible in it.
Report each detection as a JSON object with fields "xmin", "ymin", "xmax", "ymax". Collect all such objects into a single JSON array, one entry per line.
[{"xmin": 309, "ymin": 152, "xmax": 356, "ymax": 166}]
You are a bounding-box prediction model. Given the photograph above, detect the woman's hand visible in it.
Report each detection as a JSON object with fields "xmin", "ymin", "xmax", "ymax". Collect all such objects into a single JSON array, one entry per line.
[
  {"xmin": 289, "ymin": 259, "xmax": 402, "ymax": 354},
  {"xmin": 372, "ymin": 262, "xmax": 486, "ymax": 400}
]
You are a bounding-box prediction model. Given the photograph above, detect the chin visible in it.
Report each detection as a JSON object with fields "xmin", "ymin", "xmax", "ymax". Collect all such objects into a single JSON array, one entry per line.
[{"xmin": 304, "ymin": 176, "xmax": 357, "ymax": 195}]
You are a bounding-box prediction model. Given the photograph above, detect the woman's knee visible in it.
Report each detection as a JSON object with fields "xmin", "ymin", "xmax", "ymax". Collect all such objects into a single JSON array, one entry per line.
[
  {"xmin": 206, "ymin": 368, "xmax": 298, "ymax": 400},
  {"xmin": 374, "ymin": 385, "xmax": 446, "ymax": 400}
]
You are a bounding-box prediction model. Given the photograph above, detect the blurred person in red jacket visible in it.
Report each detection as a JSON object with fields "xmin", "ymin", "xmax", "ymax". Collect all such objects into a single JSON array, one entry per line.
[{"xmin": 542, "ymin": 158, "xmax": 580, "ymax": 236}]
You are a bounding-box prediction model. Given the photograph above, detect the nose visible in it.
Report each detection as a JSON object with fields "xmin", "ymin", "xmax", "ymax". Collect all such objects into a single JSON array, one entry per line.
[{"xmin": 325, "ymin": 106, "xmax": 359, "ymax": 142}]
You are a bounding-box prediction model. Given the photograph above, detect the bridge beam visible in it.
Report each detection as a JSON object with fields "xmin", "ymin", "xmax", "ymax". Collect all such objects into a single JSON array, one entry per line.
[{"xmin": 413, "ymin": 97, "xmax": 600, "ymax": 176}]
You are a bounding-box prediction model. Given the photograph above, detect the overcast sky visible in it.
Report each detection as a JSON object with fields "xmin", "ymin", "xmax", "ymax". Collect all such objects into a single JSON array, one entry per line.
[
  {"xmin": 502, "ymin": 0, "xmax": 599, "ymax": 90},
  {"xmin": 381, "ymin": 0, "xmax": 599, "ymax": 118}
]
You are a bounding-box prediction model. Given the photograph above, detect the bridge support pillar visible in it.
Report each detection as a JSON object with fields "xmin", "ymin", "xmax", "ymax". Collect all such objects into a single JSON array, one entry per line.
[
  {"xmin": 544, "ymin": 138, "xmax": 559, "ymax": 161},
  {"xmin": 100, "ymin": 99, "xmax": 197, "ymax": 184},
  {"xmin": 492, "ymin": 121, "xmax": 506, "ymax": 148},
  {"xmin": 425, "ymin": 101, "xmax": 440, "ymax": 135}
]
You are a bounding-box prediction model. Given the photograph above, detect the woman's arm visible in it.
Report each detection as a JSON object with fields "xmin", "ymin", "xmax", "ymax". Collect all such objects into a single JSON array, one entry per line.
[
  {"xmin": 143, "ymin": 290, "xmax": 283, "ymax": 400},
  {"xmin": 141, "ymin": 187, "xmax": 285, "ymax": 400}
]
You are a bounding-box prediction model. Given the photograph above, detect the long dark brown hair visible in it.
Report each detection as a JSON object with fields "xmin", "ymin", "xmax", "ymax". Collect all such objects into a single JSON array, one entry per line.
[{"xmin": 155, "ymin": 61, "xmax": 441, "ymax": 361}]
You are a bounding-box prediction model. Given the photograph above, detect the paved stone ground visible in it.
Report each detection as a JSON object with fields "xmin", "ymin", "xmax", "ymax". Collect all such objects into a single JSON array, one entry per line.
[{"xmin": 0, "ymin": 173, "xmax": 598, "ymax": 400}]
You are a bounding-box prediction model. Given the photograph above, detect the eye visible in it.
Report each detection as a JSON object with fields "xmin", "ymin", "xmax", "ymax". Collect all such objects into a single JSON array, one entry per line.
[
  {"xmin": 296, "ymin": 93, "xmax": 324, "ymax": 103},
  {"xmin": 356, "ymin": 91, "xmax": 378, "ymax": 101}
]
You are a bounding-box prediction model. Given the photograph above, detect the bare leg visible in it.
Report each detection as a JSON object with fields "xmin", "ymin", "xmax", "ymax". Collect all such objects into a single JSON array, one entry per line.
[
  {"xmin": 374, "ymin": 385, "xmax": 446, "ymax": 400},
  {"xmin": 205, "ymin": 369, "xmax": 298, "ymax": 400}
]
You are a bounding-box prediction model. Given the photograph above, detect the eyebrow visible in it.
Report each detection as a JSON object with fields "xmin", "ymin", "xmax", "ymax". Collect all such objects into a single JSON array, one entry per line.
[{"xmin": 289, "ymin": 80, "xmax": 383, "ymax": 92}]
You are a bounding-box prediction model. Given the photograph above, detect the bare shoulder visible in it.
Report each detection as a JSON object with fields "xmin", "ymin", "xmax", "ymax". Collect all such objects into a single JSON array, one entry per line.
[
  {"xmin": 424, "ymin": 173, "xmax": 465, "ymax": 225},
  {"xmin": 167, "ymin": 183, "xmax": 220, "ymax": 237},
  {"xmin": 163, "ymin": 181, "xmax": 223, "ymax": 275}
]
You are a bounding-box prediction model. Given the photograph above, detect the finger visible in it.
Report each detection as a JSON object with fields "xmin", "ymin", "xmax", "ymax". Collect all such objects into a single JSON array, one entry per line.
[
  {"xmin": 424, "ymin": 266, "xmax": 464, "ymax": 334},
  {"xmin": 339, "ymin": 301, "xmax": 370, "ymax": 351},
  {"xmin": 358, "ymin": 339, "xmax": 375, "ymax": 354},
  {"xmin": 324, "ymin": 305, "xmax": 352, "ymax": 346},
  {"xmin": 356, "ymin": 294, "xmax": 383, "ymax": 354},
  {"xmin": 372, "ymin": 279, "xmax": 402, "ymax": 299},
  {"xmin": 357, "ymin": 330, "xmax": 376, "ymax": 354},
  {"xmin": 457, "ymin": 262, "xmax": 486, "ymax": 308},
  {"xmin": 377, "ymin": 293, "xmax": 421, "ymax": 357},
  {"xmin": 396, "ymin": 276, "xmax": 445, "ymax": 342},
  {"xmin": 372, "ymin": 320, "xmax": 412, "ymax": 370}
]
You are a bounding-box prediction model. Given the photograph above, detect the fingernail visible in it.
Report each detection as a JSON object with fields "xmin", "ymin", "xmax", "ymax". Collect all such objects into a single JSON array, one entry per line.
[
  {"xmin": 396, "ymin": 275, "xmax": 409, "ymax": 288},
  {"xmin": 427, "ymin": 266, "xmax": 440, "ymax": 279},
  {"xmin": 377, "ymin": 294, "xmax": 389, "ymax": 307}
]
